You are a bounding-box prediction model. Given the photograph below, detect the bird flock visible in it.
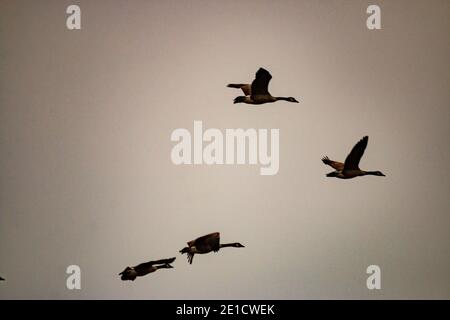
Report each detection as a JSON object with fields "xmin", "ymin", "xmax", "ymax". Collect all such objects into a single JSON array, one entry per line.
[
  {"xmin": 119, "ymin": 232, "xmax": 244, "ymax": 281},
  {"xmin": 0, "ymin": 67, "xmax": 385, "ymax": 284},
  {"xmin": 115, "ymin": 67, "xmax": 385, "ymax": 282}
]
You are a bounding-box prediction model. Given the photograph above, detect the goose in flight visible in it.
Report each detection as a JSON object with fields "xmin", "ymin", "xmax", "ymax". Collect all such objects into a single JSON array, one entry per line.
[
  {"xmin": 227, "ymin": 68, "xmax": 299, "ymax": 105},
  {"xmin": 180, "ymin": 232, "xmax": 245, "ymax": 264},
  {"xmin": 322, "ymin": 136, "xmax": 385, "ymax": 179},
  {"xmin": 119, "ymin": 257, "xmax": 176, "ymax": 281}
]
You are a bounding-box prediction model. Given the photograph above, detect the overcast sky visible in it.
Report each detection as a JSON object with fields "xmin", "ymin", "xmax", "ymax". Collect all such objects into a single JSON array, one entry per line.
[{"xmin": 0, "ymin": 0, "xmax": 449, "ymax": 299}]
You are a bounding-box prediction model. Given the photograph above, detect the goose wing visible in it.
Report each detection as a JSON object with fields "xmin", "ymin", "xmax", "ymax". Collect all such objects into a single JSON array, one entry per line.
[
  {"xmin": 322, "ymin": 156, "xmax": 344, "ymax": 170},
  {"xmin": 343, "ymin": 136, "xmax": 368, "ymax": 171},
  {"xmin": 190, "ymin": 232, "xmax": 220, "ymax": 252},
  {"xmin": 147, "ymin": 257, "xmax": 176, "ymax": 265},
  {"xmin": 132, "ymin": 262, "xmax": 154, "ymax": 274},
  {"xmin": 227, "ymin": 84, "xmax": 251, "ymax": 96},
  {"xmin": 134, "ymin": 257, "xmax": 176, "ymax": 271},
  {"xmin": 251, "ymin": 68, "xmax": 272, "ymax": 97}
]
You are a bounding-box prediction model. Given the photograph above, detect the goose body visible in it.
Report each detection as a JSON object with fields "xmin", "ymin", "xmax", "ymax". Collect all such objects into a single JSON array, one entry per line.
[
  {"xmin": 228, "ymin": 68, "xmax": 299, "ymax": 105},
  {"xmin": 322, "ymin": 136, "xmax": 385, "ymax": 179},
  {"xmin": 119, "ymin": 257, "xmax": 175, "ymax": 281},
  {"xmin": 180, "ymin": 232, "xmax": 244, "ymax": 264}
]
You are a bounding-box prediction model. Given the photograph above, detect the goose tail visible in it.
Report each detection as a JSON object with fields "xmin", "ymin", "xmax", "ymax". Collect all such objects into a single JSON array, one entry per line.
[
  {"xmin": 326, "ymin": 171, "xmax": 339, "ymax": 177},
  {"xmin": 233, "ymin": 96, "xmax": 246, "ymax": 104}
]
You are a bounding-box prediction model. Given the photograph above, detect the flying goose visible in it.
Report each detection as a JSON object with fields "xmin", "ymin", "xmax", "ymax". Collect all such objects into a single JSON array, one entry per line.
[
  {"xmin": 322, "ymin": 136, "xmax": 385, "ymax": 179},
  {"xmin": 180, "ymin": 232, "xmax": 245, "ymax": 264},
  {"xmin": 227, "ymin": 68, "xmax": 299, "ymax": 105},
  {"xmin": 119, "ymin": 257, "xmax": 176, "ymax": 281}
]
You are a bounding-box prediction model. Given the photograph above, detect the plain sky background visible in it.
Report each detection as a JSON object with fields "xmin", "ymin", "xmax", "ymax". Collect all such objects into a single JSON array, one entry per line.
[{"xmin": 0, "ymin": 0, "xmax": 449, "ymax": 299}]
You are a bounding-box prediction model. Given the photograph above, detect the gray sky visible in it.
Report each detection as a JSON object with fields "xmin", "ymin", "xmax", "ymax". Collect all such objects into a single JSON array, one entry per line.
[{"xmin": 0, "ymin": 0, "xmax": 449, "ymax": 299}]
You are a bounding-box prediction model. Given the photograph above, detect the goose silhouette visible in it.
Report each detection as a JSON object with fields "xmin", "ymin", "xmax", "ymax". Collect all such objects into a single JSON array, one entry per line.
[
  {"xmin": 119, "ymin": 257, "xmax": 176, "ymax": 281},
  {"xmin": 228, "ymin": 68, "xmax": 299, "ymax": 105},
  {"xmin": 322, "ymin": 136, "xmax": 385, "ymax": 179},
  {"xmin": 180, "ymin": 232, "xmax": 244, "ymax": 264}
]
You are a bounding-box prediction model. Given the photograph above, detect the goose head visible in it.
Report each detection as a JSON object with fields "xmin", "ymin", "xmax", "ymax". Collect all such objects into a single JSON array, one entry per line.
[{"xmin": 366, "ymin": 170, "xmax": 385, "ymax": 176}]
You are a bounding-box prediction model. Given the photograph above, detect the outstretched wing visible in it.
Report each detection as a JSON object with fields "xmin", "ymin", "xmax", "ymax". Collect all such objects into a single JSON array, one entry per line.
[
  {"xmin": 321, "ymin": 156, "xmax": 344, "ymax": 171},
  {"xmin": 343, "ymin": 136, "xmax": 368, "ymax": 171},
  {"xmin": 191, "ymin": 232, "xmax": 220, "ymax": 252},
  {"xmin": 251, "ymin": 68, "xmax": 272, "ymax": 97},
  {"xmin": 227, "ymin": 83, "xmax": 251, "ymax": 96},
  {"xmin": 134, "ymin": 257, "xmax": 176, "ymax": 273},
  {"xmin": 133, "ymin": 262, "xmax": 154, "ymax": 273},
  {"xmin": 148, "ymin": 257, "xmax": 176, "ymax": 265}
]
